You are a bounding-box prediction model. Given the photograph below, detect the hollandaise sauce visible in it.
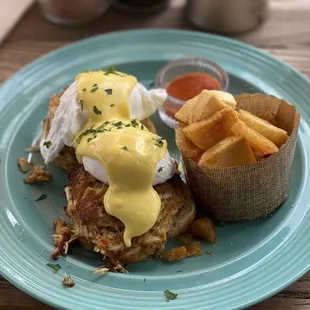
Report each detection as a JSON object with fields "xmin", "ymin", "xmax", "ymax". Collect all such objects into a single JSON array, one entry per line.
[{"xmin": 73, "ymin": 71, "xmax": 167, "ymax": 247}]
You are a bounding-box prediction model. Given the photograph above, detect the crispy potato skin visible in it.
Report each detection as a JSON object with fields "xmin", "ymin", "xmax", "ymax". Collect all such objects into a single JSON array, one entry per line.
[
  {"xmin": 198, "ymin": 136, "xmax": 256, "ymax": 168},
  {"xmin": 191, "ymin": 218, "xmax": 216, "ymax": 244},
  {"xmin": 238, "ymin": 109, "xmax": 288, "ymax": 147},
  {"xmin": 175, "ymin": 123, "xmax": 203, "ymax": 162},
  {"xmin": 183, "ymin": 108, "xmax": 239, "ymax": 150},
  {"xmin": 231, "ymin": 121, "xmax": 278, "ymax": 155},
  {"xmin": 174, "ymin": 91, "xmax": 288, "ymax": 167},
  {"xmin": 175, "ymin": 90, "xmax": 229, "ymax": 124},
  {"xmin": 162, "ymin": 241, "xmax": 203, "ymax": 262}
]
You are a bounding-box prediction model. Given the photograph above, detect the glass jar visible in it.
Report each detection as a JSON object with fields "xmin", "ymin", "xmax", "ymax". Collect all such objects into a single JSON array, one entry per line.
[
  {"xmin": 38, "ymin": 0, "xmax": 111, "ymax": 25},
  {"xmin": 112, "ymin": 0, "xmax": 169, "ymax": 14},
  {"xmin": 156, "ymin": 58, "xmax": 229, "ymax": 128}
]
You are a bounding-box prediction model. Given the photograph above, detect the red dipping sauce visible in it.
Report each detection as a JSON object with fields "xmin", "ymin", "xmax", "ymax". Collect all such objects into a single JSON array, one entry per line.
[{"xmin": 165, "ymin": 73, "xmax": 221, "ymax": 117}]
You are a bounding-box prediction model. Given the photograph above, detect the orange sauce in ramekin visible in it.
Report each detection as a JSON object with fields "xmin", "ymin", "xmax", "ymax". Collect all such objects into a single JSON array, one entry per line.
[{"xmin": 165, "ymin": 73, "xmax": 220, "ymax": 117}]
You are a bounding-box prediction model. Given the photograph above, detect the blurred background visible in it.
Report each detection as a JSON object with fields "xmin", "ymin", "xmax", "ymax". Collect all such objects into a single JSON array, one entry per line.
[{"xmin": 0, "ymin": 0, "xmax": 309, "ymax": 83}]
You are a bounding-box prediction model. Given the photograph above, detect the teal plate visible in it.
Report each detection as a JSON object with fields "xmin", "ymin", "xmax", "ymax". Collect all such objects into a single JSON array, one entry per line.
[{"xmin": 0, "ymin": 30, "xmax": 310, "ymax": 310}]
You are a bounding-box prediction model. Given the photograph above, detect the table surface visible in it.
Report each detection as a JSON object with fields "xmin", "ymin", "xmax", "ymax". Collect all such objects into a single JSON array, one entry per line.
[{"xmin": 0, "ymin": 0, "xmax": 310, "ymax": 309}]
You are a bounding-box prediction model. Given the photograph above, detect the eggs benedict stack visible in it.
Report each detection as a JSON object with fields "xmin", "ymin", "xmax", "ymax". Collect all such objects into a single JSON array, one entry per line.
[{"xmin": 40, "ymin": 69, "xmax": 195, "ymax": 263}]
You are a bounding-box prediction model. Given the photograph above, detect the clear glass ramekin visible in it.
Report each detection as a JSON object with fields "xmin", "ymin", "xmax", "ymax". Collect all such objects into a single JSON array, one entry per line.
[{"xmin": 156, "ymin": 58, "xmax": 229, "ymax": 129}]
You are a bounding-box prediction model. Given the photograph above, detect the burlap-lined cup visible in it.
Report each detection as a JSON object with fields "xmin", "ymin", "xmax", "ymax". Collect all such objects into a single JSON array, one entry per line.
[{"xmin": 182, "ymin": 94, "xmax": 300, "ymax": 221}]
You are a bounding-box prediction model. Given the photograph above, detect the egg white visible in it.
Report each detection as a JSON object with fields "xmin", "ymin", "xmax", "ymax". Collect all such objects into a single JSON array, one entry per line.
[{"xmin": 83, "ymin": 151, "xmax": 176, "ymax": 186}]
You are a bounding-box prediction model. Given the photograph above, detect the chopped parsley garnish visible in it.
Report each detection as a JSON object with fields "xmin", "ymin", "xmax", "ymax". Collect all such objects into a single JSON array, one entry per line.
[
  {"xmin": 158, "ymin": 167, "xmax": 163, "ymax": 173},
  {"xmin": 35, "ymin": 194, "xmax": 47, "ymax": 201},
  {"xmin": 91, "ymin": 86, "xmax": 99, "ymax": 92},
  {"xmin": 43, "ymin": 141, "xmax": 51, "ymax": 148},
  {"xmin": 93, "ymin": 83, "xmax": 98, "ymax": 87},
  {"xmin": 110, "ymin": 104, "xmax": 115, "ymax": 107},
  {"xmin": 93, "ymin": 106, "xmax": 102, "ymax": 115},
  {"xmin": 76, "ymin": 126, "xmax": 96, "ymax": 143},
  {"xmin": 47, "ymin": 263, "xmax": 61, "ymax": 272},
  {"xmin": 121, "ymin": 146, "xmax": 128, "ymax": 151},
  {"xmin": 112, "ymin": 121, "xmax": 123, "ymax": 127},
  {"xmin": 125, "ymin": 124, "xmax": 131, "ymax": 127},
  {"xmin": 164, "ymin": 290, "xmax": 178, "ymax": 302},
  {"xmin": 104, "ymin": 65, "xmax": 117, "ymax": 75},
  {"xmin": 76, "ymin": 121, "xmax": 113, "ymax": 143},
  {"xmin": 105, "ymin": 88, "xmax": 113, "ymax": 95},
  {"xmin": 153, "ymin": 137, "xmax": 164, "ymax": 147},
  {"xmin": 82, "ymin": 88, "xmax": 86, "ymax": 92},
  {"xmin": 79, "ymin": 99, "xmax": 84, "ymax": 110},
  {"xmin": 141, "ymin": 124, "xmax": 144, "ymax": 130},
  {"xmin": 131, "ymin": 119, "xmax": 139, "ymax": 127}
]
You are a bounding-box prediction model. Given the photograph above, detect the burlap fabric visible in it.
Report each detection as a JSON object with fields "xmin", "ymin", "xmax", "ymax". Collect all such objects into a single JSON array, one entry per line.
[{"xmin": 182, "ymin": 94, "xmax": 300, "ymax": 221}]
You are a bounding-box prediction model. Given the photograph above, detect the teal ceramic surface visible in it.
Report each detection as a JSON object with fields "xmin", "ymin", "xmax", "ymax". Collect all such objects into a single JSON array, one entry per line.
[{"xmin": 0, "ymin": 30, "xmax": 309, "ymax": 310}]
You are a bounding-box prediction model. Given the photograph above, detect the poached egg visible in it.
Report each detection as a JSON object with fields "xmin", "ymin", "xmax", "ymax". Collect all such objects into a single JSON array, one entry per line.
[
  {"xmin": 40, "ymin": 69, "xmax": 176, "ymax": 247},
  {"xmin": 40, "ymin": 74, "xmax": 175, "ymax": 186}
]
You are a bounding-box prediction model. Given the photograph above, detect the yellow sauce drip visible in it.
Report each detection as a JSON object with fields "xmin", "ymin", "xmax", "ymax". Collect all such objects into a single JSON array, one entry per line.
[{"xmin": 73, "ymin": 71, "xmax": 167, "ymax": 247}]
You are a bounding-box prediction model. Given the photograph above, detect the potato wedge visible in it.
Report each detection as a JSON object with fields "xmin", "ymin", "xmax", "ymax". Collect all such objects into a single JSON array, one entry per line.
[
  {"xmin": 183, "ymin": 108, "xmax": 239, "ymax": 150},
  {"xmin": 175, "ymin": 90, "xmax": 229, "ymax": 124},
  {"xmin": 198, "ymin": 136, "xmax": 256, "ymax": 168},
  {"xmin": 208, "ymin": 90, "xmax": 237, "ymax": 108},
  {"xmin": 260, "ymin": 112, "xmax": 278, "ymax": 126},
  {"xmin": 238, "ymin": 109, "xmax": 288, "ymax": 147},
  {"xmin": 185, "ymin": 242, "xmax": 203, "ymax": 257},
  {"xmin": 162, "ymin": 242, "xmax": 203, "ymax": 262},
  {"xmin": 175, "ymin": 123, "xmax": 204, "ymax": 161},
  {"xmin": 191, "ymin": 217, "xmax": 216, "ymax": 244},
  {"xmin": 231, "ymin": 121, "xmax": 278, "ymax": 155},
  {"xmin": 253, "ymin": 152, "xmax": 264, "ymax": 161},
  {"xmin": 162, "ymin": 246, "xmax": 187, "ymax": 262}
]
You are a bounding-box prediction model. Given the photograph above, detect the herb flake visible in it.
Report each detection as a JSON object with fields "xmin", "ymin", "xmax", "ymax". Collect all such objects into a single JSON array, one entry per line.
[
  {"xmin": 104, "ymin": 66, "xmax": 117, "ymax": 75},
  {"xmin": 91, "ymin": 86, "xmax": 99, "ymax": 93},
  {"xmin": 158, "ymin": 167, "xmax": 163, "ymax": 172},
  {"xmin": 82, "ymin": 88, "xmax": 86, "ymax": 92},
  {"xmin": 110, "ymin": 104, "xmax": 115, "ymax": 107},
  {"xmin": 131, "ymin": 119, "xmax": 139, "ymax": 127},
  {"xmin": 153, "ymin": 137, "xmax": 164, "ymax": 147},
  {"xmin": 164, "ymin": 290, "xmax": 178, "ymax": 301},
  {"xmin": 121, "ymin": 146, "xmax": 128, "ymax": 151},
  {"xmin": 43, "ymin": 141, "xmax": 51, "ymax": 148},
  {"xmin": 113, "ymin": 121, "xmax": 123, "ymax": 127},
  {"xmin": 105, "ymin": 88, "xmax": 113, "ymax": 95},
  {"xmin": 93, "ymin": 106, "xmax": 102, "ymax": 115},
  {"xmin": 79, "ymin": 99, "xmax": 84, "ymax": 110},
  {"xmin": 36, "ymin": 194, "xmax": 47, "ymax": 201},
  {"xmin": 76, "ymin": 121, "xmax": 111, "ymax": 143},
  {"xmin": 47, "ymin": 263, "xmax": 61, "ymax": 272}
]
